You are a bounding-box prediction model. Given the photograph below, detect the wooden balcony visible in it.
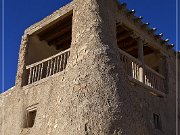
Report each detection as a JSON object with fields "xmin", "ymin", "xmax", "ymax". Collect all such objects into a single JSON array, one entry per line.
[
  {"xmin": 26, "ymin": 49, "xmax": 70, "ymax": 85},
  {"xmin": 25, "ymin": 47, "xmax": 165, "ymax": 96},
  {"xmin": 119, "ymin": 49, "xmax": 165, "ymax": 95}
]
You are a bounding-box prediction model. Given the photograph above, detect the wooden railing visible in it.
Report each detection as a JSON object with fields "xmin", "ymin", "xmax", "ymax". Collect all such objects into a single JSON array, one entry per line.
[
  {"xmin": 144, "ymin": 65, "xmax": 165, "ymax": 93},
  {"xmin": 119, "ymin": 49, "xmax": 165, "ymax": 93},
  {"xmin": 26, "ymin": 49, "xmax": 70, "ymax": 85},
  {"xmin": 119, "ymin": 49, "xmax": 142, "ymax": 81}
]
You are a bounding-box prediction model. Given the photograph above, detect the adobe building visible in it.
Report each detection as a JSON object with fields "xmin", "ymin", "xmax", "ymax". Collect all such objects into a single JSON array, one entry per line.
[{"xmin": 0, "ymin": 0, "xmax": 179, "ymax": 135}]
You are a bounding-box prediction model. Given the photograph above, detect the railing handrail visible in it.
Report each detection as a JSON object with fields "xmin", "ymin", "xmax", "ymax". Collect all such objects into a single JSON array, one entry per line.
[
  {"xmin": 118, "ymin": 48, "xmax": 165, "ymax": 80},
  {"xmin": 145, "ymin": 65, "xmax": 165, "ymax": 79},
  {"xmin": 26, "ymin": 48, "xmax": 71, "ymax": 69},
  {"xmin": 118, "ymin": 49, "xmax": 142, "ymax": 65}
]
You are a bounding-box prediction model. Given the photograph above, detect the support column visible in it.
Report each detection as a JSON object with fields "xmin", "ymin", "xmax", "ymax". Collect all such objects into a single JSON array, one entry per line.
[{"xmin": 138, "ymin": 39, "xmax": 145, "ymax": 83}]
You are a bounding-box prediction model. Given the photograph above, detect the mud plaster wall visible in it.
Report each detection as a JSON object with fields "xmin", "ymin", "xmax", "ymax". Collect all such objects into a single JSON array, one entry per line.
[
  {"xmin": 26, "ymin": 36, "xmax": 60, "ymax": 65},
  {"xmin": 0, "ymin": 0, "xmax": 177, "ymax": 135}
]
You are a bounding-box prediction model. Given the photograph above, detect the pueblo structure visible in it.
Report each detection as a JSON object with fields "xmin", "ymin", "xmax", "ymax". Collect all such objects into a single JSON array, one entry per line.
[{"xmin": 0, "ymin": 0, "xmax": 179, "ymax": 135}]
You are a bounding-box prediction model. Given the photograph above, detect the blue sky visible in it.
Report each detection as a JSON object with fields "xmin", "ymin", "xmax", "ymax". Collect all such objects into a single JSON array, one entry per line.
[{"xmin": 0, "ymin": 0, "xmax": 179, "ymax": 93}]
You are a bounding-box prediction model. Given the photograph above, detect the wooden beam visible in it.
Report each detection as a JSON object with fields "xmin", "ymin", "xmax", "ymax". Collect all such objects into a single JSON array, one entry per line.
[
  {"xmin": 117, "ymin": 39, "xmax": 136, "ymax": 48},
  {"xmin": 38, "ymin": 21, "xmax": 72, "ymax": 41},
  {"xmin": 38, "ymin": 15, "xmax": 72, "ymax": 40},
  {"xmin": 48, "ymin": 31, "xmax": 71, "ymax": 46},
  {"xmin": 46, "ymin": 25, "xmax": 72, "ymax": 42},
  {"xmin": 138, "ymin": 40, "xmax": 144, "ymax": 63},
  {"xmin": 117, "ymin": 33, "xmax": 130, "ymax": 42}
]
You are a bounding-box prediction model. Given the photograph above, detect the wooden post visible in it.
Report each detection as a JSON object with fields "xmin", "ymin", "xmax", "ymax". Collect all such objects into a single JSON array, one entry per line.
[{"xmin": 138, "ymin": 39, "xmax": 144, "ymax": 83}]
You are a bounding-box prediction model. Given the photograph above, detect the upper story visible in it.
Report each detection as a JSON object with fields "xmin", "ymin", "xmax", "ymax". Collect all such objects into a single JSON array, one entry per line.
[{"xmin": 15, "ymin": 0, "xmax": 177, "ymax": 97}]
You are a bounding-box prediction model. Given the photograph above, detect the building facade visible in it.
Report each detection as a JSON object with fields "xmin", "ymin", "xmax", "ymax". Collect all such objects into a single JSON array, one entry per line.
[{"xmin": 0, "ymin": 0, "xmax": 179, "ymax": 135}]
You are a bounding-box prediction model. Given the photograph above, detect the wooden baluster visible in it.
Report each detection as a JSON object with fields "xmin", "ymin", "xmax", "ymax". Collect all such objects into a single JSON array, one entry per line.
[
  {"xmin": 59, "ymin": 55, "xmax": 63, "ymax": 71},
  {"xmin": 136, "ymin": 64, "xmax": 138, "ymax": 80},
  {"xmin": 37, "ymin": 64, "xmax": 41, "ymax": 81},
  {"xmin": 49, "ymin": 59, "xmax": 54, "ymax": 76},
  {"xmin": 63, "ymin": 53, "xmax": 67, "ymax": 70},
  {"xmin": 32, "ymin": 67, "xmax": 35, "ymax": 83},
  {"xmin": 137, "ymin": 64, "xmax": 139, "ymax": 80},
  {"xmin": 151, "ymin": 73, "xmax": 154, "ymax": 88},
  {"xmin": 135, "ymin": 63, "xmax": 137, "ymax": 79},
  {"xmin": 155, "ymin": 76, "xmax": 158, "ymax": 89},
  {"xmin": 40, "ymin": 63, "xmax": 44, "ymax": 80},
  {"xmin": 153, "ymin": 73, "xmax": 156, "ymax": 89},
  {"xmin": 131, "ymin": 62, "xmax": 134, "ymax": 78},
  {"xmin": 56, "ymin": 56, "xmax": 60, "ymax": 73},
  {"xmin": 28, "ymin": 68, "xmax": 32, "ymax": 84},
  {"xmin": 150, "ymin": 72, "xmax": 152, "ymax": 87},
  {"xmin": 134, "ymin": 63, "xmax": 136, "ymax": 79},
  {"xmin": 148, "ymin": 72, "xmax": 150, "ymax": 86},
  {"xmin": 138, "ymin": 64, "xmax": 140, "ymax": 81},
  {"xmin": 46, "ymin": 60, "xmax": 50, "ymax": 77},
  {"xmin": 145, "ymin": 71, "xmax": 148, "ymax": 85},
  {"xmin": 145, "ymin": 69, "xmax": 148, "ymax": 85},
  {"xmin": 34, "ymin": 65, "xmax": 38, "ymax": 82},
  {"xmin": 36, "ymin": 65, "xmax": 40, "ymax": 81},
  {"xmin": 53, "ymin": 57, "xmax": 57, "ymax": 74}
]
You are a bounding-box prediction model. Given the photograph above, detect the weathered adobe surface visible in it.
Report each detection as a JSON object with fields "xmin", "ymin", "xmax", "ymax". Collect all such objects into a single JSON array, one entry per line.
[{"xmin": 0, "ymin": 0, "xmax": 177, "ymax": 135}]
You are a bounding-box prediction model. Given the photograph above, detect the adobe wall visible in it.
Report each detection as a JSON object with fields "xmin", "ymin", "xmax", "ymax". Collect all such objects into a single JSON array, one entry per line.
[
  {"xmin": 0, "ymin": 56, "xmax": 177, "ymax": 135},
  {"xmin": 0, "ymin": 87, "xmax": 25, "ymax": 135},
  {"xmin": 0, "ymin": 0, "xmax": 178, "ymax": 135},
  {"xmin": 26, "ymin": 36, "xmax": 60, "ymax": 65}
]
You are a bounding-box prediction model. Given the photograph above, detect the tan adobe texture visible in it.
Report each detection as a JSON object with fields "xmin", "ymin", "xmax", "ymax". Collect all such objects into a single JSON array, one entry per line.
[{"xmin": 0, "ymin": 0, "xmax": 179, "ymax": 135}]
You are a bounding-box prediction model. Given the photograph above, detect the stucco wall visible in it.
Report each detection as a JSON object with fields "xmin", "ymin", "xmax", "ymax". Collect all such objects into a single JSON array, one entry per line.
[
  {"xmin": 26, "ymin": 36, "xmax": 60, "ymax": 65},
  {"xmin": 0, "ymin": 0, "xmax": 177, "ymax": 135}
]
